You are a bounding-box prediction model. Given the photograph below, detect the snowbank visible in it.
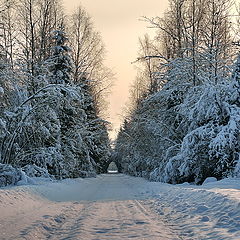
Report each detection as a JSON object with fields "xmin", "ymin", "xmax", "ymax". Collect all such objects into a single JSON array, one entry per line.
[
  {"xmin": 141, "ymin": 177, "xmax": 240, "ymax": 240},
  {"xmin": 0, "ymin": 164, "xmax": 54, "ymax": 187}
]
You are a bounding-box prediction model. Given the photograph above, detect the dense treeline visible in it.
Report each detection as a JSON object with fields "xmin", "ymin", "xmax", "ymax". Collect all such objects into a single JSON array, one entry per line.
[
  {"xmin": 115, "ymin": 0, "xmax": 240, "ymax": 184},
  {"xmin": 0, "ymin": 0, "xmax": 112, "ymax": 182}
]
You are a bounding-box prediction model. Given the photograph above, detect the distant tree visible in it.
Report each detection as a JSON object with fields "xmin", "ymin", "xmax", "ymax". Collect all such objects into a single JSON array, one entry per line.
[{"xmin": 69, "ymin": 5, "xmax": 113, "ymax": 117}]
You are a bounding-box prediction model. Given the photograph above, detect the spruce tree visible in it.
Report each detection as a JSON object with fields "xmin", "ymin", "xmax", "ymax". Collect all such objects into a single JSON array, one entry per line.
[{"xmin": 49, "ymin": 27, "xmax": 73, "ymax": 84}]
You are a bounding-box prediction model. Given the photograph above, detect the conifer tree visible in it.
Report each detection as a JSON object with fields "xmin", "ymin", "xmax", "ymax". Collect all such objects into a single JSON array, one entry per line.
[{"xmin": 49, "ymin": 27, "xmax": 73, "ymax": 84}]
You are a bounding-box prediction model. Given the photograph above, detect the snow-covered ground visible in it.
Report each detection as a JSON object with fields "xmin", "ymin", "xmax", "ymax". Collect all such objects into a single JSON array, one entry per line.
[
  {"xmin": 140, "ymin": 178, "xmax": 240, "ymax": 240},
  {"xmin": 0, "ymin": 174, "xmax": 239, "ymax": 240}
]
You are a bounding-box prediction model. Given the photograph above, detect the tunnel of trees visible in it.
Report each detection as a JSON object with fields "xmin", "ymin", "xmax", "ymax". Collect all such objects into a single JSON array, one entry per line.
[
  {"xmin": 1, "ymin": 0, "xmax": 240, "ymax": 187},
  {"xmin": 107, "ymin": 162, "xmax": 118, "ymax": 173}
]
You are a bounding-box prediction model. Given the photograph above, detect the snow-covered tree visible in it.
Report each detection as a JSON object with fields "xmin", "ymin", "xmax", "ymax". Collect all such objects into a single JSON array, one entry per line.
[
  {"xmin": 115, "ymin": 0, "xmax": 238, "ymax": 184},
  {"xmin": 0, "ymin": 23, "xmax": 111, "ymax": 180},
  {"xmin": 77, "ymin": 74, "xmax": 111, "ymax": 174},
  {"xmin": 48, "ymin": 28, "xmax": 73, "ymax": 84}
]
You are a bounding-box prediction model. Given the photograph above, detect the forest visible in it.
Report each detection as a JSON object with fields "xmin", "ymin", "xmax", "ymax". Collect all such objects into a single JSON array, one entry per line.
[
  {"xmin": 0, "ymin": 0, "xmax": 240, "ymax": 187},
  {"xmin": 0, "ymin": 1, "xmax": 240, "ymax": 239},
  {"xmin": 0, "ymin": 0, "xmax": 113, "ymax": 186},
  {"xmin": 115, "ymin": 0, "xmax": 240, "ymax": 184}
]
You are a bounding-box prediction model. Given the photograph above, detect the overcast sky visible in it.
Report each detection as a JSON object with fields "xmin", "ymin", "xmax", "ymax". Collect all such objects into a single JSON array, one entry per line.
[{"xmin": 63, "ymin": 0, "xmax": 169, "ymax": 138}]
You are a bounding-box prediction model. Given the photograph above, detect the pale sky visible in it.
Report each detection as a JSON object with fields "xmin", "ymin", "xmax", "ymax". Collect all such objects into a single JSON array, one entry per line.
[{"xmin": 63, "ymin": 0, "xmax": 169, "ymax": 138}]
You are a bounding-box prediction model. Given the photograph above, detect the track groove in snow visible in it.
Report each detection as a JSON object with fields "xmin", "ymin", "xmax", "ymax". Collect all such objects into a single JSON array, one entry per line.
[{"xmin": 27, "ymin": 200, "xmax": 178, "ymax": 240}]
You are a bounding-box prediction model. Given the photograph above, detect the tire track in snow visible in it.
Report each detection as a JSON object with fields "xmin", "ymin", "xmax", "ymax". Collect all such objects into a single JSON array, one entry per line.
[
  {"xmin": 35, "ymin": 200, "xmax": 180, "ymax": 240},
  {"xmin": 19, "ymin": 202, "xmax": 84, "ymax": 240}
]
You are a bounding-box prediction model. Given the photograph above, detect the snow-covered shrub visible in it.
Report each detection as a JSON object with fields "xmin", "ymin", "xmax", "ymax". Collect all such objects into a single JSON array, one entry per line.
[
  {"xmin": 0, "ymin": 164, "xmax": 22, "ymax": 187},
  {"xmin": 209, "ymin": 105, "xmax": 240, "ymax": 176},
  {"xmin": 160, "ymin": 81, "xmax": 240, "ymax": 184},
  {"xmin": 22, "ymin": 164, "xmax": 52, "ymax": 178}
]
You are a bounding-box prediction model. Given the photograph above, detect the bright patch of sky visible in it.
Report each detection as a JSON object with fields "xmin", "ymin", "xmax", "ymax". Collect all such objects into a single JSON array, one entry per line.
[{"xmin": 63, "ymin": 0, "xmax": 168, "ymax": 139}]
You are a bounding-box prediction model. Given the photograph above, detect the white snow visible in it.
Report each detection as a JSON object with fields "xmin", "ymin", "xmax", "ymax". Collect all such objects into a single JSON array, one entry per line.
[
  {"xmin": 0, "ymin": 174, "xmax": 239, "ymax": 239},
  {"xmin": 202, "ymin": 176, "xmax": 218, "ymax": 184},
  {"xmin": 0, "ymin": 87, "xmax": 4, "ymax": 95},
  {"xmin": 144, "ymin": 177, "xmax": 240, "ymax": 240}
]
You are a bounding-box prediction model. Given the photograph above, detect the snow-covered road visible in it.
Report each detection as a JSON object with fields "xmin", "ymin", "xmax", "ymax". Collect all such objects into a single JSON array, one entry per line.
[
  {"xmin": 0, "ymin": 174, "xmax": 179, "ymax": 240},
  {"xmin": 0, "ymin": 174, "xmax": 240, "ymax": 240}
]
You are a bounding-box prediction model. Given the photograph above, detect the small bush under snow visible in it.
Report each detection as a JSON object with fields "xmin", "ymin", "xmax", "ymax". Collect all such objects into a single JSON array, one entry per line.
[
  {"xmin": 202, "ymin": 177, "xmax": 218, "ymax": 185},
  {"xmin": 22, "ymin": 164, "xmax": 52, "ymax": 178},
  {"xmin": 0, "ymin": 164, "xmax": 22, "ymax": 187}
]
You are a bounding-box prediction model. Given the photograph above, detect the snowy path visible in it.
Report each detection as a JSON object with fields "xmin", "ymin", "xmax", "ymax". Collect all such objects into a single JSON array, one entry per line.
[
  {"xmin": 36, "ymin": 200, "xmax": 177, "ymax": 240},
  {"xmin": 0, "ymin": 174, "xmax": 240, "ymax": 239},
  {"xmin": 0, "ymin": 174, "xmax": 179, "ymax": 240}
]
